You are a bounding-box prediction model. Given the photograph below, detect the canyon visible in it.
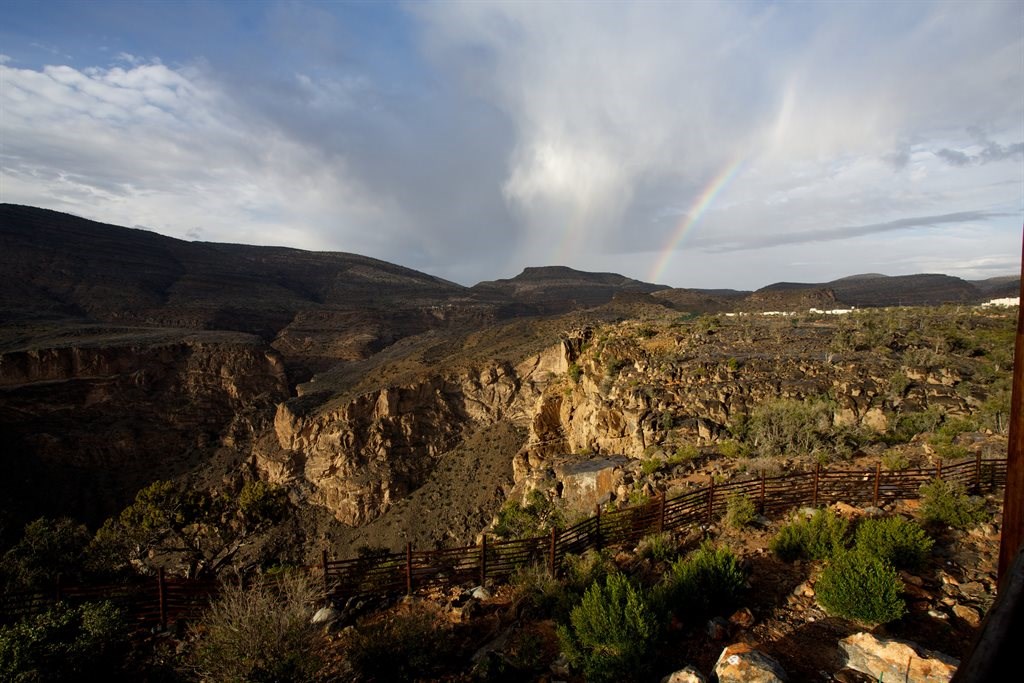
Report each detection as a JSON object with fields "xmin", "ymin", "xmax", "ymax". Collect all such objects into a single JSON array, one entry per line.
[{"xmin": 0, "ymin": 204, "xmax": 1016, "ymax": 564}]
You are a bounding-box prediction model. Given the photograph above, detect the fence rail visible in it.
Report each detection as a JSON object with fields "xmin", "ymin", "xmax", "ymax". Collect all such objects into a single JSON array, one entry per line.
[{"xmin": 1, "ymin": 455, "xmax": 1007, "ymax": 629}]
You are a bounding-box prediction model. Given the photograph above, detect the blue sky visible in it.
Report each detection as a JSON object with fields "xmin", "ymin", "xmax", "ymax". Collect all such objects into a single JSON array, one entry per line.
[{"xmin": 1, "ymin": 0, "xmax": 1021, "ymax": 289}]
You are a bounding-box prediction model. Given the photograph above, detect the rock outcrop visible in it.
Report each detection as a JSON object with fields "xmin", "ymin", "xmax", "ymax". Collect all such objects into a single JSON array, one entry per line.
[
  {"xmin": 714, "ymin": 642, "xmax": 788, "ymax": 683},
  {"xmin": 839, "ymin": 633, "xmax": 959, "ymax": 683},
  {"xmin": 0, "ymin": 333, "xmax": 289, "ymax": 526}
]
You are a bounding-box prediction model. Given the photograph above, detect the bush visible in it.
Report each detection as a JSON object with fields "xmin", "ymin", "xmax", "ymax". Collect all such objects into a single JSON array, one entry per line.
[
  {"xmin": 493, "ymin": 490, "xmax": 564, "ymax": 539},
  {"xmin": 816, "ymin": 550, "xmax": 905, "ymax": 625},
  {"xmin": 563, "ymin": 549, "xmax": 616, "ymax": 596},
  {"xmin": 557, "ymin": 573, "xmax": 659, "ymax": 683},
  {"xmin": 1, "ymin": 517, "xmax": 92, "ymax": 592},
  {"xmin": 920, "ymin": 479, "xmax": 987, "ymax": 529},
  {"xmin": 881, "ymin": 449, "xmax": 910, "ymax": 470},
  {"xmin": 659, "ymin": 541, "xmax": 745, "ymax": 618},
  {"xmin": 771, "ymin": 509, "xmax": 849, "ymax": 562},
  {"xmin": 725, "ymin": 495, "xmax": 757, "ymax": 529},
  {"xmin": 509, "ymin": 564, "xmax": 570, "ymax": 618},
  {"xmin": 0, "ymin": 600, "xmax": 127, "ymax": 681},
  {"xmin": 345, "ymin": 602, "xmax": 458, "ymax": 681},
  {"xmin": 567, "ymin": 363, "xmax": 583, "ymax": 384},
  {"xmin": 191, "ymin": 572, "xmax": 325, "ymax": 682},
  {"xmin": 636, "ymin": 532, "xmax": 677, "ymax": 563},
  {"xmin": 854, "ymin": 516, "xmax": 933, "ymax": 571}
]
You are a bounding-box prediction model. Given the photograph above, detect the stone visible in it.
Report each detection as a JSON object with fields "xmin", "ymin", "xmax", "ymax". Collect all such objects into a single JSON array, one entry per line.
[
  {"xmin": 729, "ymin": 607, "xmax": 756, "ymax": 629},
  {"xmin": 831, "ymin": 501, "xmax": 862, "ymax": 518},
  {"xmin": 903, "ymin": 583, "xmax": 933, "ymax": 600},
  {"xmin": 839, "ymin": 633, "xmax": 958, "ymax": 682},
  {"xmin": 958, "ymin": 581, "xmax": 986, "ymax": 598},
  {"xmin": 898, "ymin": 571, "xmax": 924, "ymax": 586},
  {"xmin": 311, "ymin": 605, "xmax": 341, "ymax": 626},
  {"xmin": 449, "ymin": 597, "xmax": 480, "ymax": 622},
  {"xmin": 952, "ymin": 604, "xmax": 981, "ymax": 627},
  {"xmin": 550, "ymin": 653, "xmax": 571, "ymax": 678},
  {"xmin": 470, "ymin": 586, "xmax": 492, "ymax": 600},
  {"xmin": 660, "ymin": 665, "xmax": 708, "ymax": 683},
  {"xmin": 792, "ymin": 581, "xmax": 815, "ymax": 598},
  {"xmin": 706, "ymin": 617, "xmax": 730, "ymax": 640},
  {"xmin": 714, "ymin": 643, "xmax": 788, "ymax": 683}
]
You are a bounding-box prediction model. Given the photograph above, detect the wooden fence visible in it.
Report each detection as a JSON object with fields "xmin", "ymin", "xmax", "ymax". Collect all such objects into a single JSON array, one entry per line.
[
  {"xmin": 0, "ymin": 455, "xmax": 1008, "ymax": 629},
  {"xmin": 323, "ymin": 454, "xmax": 1007, "ymax": 599}
]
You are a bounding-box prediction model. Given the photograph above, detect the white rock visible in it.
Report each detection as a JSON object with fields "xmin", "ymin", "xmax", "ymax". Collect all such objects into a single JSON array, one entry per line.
[{"xmin": 839, "ymin": 632, "xmax": 958, "ymax": 683}]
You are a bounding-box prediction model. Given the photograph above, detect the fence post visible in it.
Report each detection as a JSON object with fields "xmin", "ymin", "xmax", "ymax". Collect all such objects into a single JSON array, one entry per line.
[
  {"xmin": 976, "ymin": 452, "xmax": 983, "ymax": 493},
  {"xmin": 813, "ymin": 463, "xmax": 820, "ymax": 508},
  {"xmin": 760, "ymin": 473, "xmax": 767, "ymax": 515},
  {"xmin": 479, "ymin": 536, "xmax": 487, "ymax": 586},
  {"xmin": 937, "ymin": 461, "xmax": 943, "ymax": 480},
  {"xmin": 406, "ymin": 542, "xmax": 413, "ymax": 596},
  {"xmin": 157, "ymin": 568, "xmax": 166, "ymax": 630},
  {"xmin": 706, "ymin": 480, "xmax": 715, "ymax": 523},
  {"xmin": 873, "ymin": 462, "xmax": 881, "ymax": 508},
  {"xmin": 657, "ymin": 491, "xmax": 666, "ymax": 533},
  {"xmin": 321, "ymin": 549, "xmax": 330, "ymax": 595},
  {"xmin": 549, "ymin": 527, "xmax": 558, "ymax": 578},
  {"xmin": 595, "ymin": 505, "xmax": 602, "ymax": 551}
]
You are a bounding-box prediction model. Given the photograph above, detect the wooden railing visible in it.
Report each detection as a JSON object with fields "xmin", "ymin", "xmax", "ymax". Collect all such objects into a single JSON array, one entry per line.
[
  {"xmin": 323, "ymin": 454, "xmax": 1007, "ymax": 599},
  {"xmin": 1, "ymin": 455, "xmax": 1008, "ymax": 629}
]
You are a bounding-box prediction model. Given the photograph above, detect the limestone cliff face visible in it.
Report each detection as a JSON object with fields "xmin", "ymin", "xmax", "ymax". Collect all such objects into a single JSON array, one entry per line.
[
  {"xmin": 0, "ymin": 335, "xmax": 289, "ymax": 525},
  {"xmin": 260, "ymin": 338, "xmax": 572, "ymax": 526},
  {"xmin": 520, "ymin": 325, "xmax": 973, "ymax": 470}
]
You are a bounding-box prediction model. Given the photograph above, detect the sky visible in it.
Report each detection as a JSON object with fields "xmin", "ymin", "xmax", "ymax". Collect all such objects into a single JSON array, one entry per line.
[{"xmin": 1, "ymin": 0, "xmax": 1022, "ymax": 290}]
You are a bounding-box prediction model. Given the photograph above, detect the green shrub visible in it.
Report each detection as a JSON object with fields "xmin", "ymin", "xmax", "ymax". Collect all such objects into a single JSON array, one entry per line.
[
  {"xmin": 1, "ymin": 517, "xmax": 91, "ymax": 592},
  {"xmin": 493, "ymin": 490, "xmax": 564, "ymax": 539},
  {"xmin": 509, "ymin": 564, "xmax": 570, "ymax": 618},
  {"xmin": 716, "ymin": 439, "xmax": 749, "ymax": 459},
  {"xmin": 725, "ymin": 495, "xmax": 757, "ymax": 529},
  {"xmin": 884, "ymin": 410, "xmax": 942, "ymax": 444},
  {"xmin": 659, "ymin": 541, "xmax": 745, "ymax": 618},
  {"xmin": 346, "ymin": 602, "xmax": 458, "ymax": 681},
  {"xmin": 920, "ymin": 479, "xmax": 987, "ymax": 529},
  {"xmin": 668, "ymin": 444, "xmax": 700, "ymax": 465},
  {"xmin": 563, "ymin": 549, "xmax": 616, "ymax": 596},
  {"xmin": 568, "ymin": 363, "xmax": 583, "ymax": 384},
  {"xmin": 0, "ymin": 600, "xmax": 127, "ymax": 682},
  {"xmin": 557, "ymin": 573, "xmax": 659, "ymax": 683},
  {"xmin": 641, "ymin": 459, "xmax": 663, "ymax": 476},
  {"xmin": 816, "ymin": 550, "xmax": 905, "ymax": 625},
  {"xmin": 771, "ymin": 509, "xmax": 849, "ymax": 562},
  {"xmin": 854, "ymin": 516, "xmax": 933, "ymax": 571},
  {"xmin": 881, "ymin": 449, "xmax": 910, "ymax": 470},
  {"xmin": 191, "ymin": 572, "xmax": 325, "ymax": 683},
  {"xmin": 636, "ymin": 532, "xmax": 677, "ymax": 563}
]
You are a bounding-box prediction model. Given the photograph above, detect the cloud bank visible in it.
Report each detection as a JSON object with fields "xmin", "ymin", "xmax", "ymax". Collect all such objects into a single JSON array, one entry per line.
[{"xmin": 0, "ymin": 0, "xmax": 1020, "ymax": 289}]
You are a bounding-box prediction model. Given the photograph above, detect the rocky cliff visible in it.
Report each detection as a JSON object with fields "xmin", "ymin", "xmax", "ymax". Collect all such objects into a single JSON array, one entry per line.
[{"xmin": 0, "ymin": 331, "xmax": 289, "ymax": 527}]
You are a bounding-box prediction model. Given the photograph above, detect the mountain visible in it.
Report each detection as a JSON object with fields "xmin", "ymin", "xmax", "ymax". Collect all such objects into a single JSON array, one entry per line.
[
  {"xmin": 756, "ymin": 273, "xmax": 1016, "ymax": 307},
  {"xmin": 471, "ymin": 265, "xmax": 669, "ymax": 313}
]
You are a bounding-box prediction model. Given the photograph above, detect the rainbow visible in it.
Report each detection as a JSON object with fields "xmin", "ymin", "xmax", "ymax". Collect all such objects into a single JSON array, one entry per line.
[{"xmin": 647, "ymin": 157, "xmax": 745, "ymax": 282}]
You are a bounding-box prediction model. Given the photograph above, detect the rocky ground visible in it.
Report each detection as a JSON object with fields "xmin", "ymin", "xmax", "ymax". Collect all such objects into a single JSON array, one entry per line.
[{"xmin": 312, "ymin": 492, "xmax": 1002, "ymax": 682}]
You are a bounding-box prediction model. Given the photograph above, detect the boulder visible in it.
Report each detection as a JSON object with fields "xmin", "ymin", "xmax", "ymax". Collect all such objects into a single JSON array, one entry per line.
[
  {"xmin": 729, "ymin": 607, "xmax": 756, "ymax": 629},
  {"xmin": 661, "ymin": 665, "xmax": 708, "ymax": 683},
  {"xmin": 839, "ymin": 632, "xmax": 958, "ymax": 682},
  {"xmin": 952, "ymin": 603, "xmax": 981, "ymax": 627},
  {"xmin": 714, "ymin": 643, "xmax": 788, "ymax": 683},
  {"xmin": 311, "ymin": 605, "xmax": 341, "ymax": 626}
]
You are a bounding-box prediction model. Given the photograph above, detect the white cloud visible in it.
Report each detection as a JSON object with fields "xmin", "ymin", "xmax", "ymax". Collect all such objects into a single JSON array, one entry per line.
[{"xmin": 0, "ymin": 60, "xmax": 415, "ymax": 257}]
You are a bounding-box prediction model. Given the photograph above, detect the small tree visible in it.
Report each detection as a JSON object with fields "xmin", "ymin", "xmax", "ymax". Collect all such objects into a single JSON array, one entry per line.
[{"xmin": 557, "ymin": 573, "xmax": 659, "ymax": 683}]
